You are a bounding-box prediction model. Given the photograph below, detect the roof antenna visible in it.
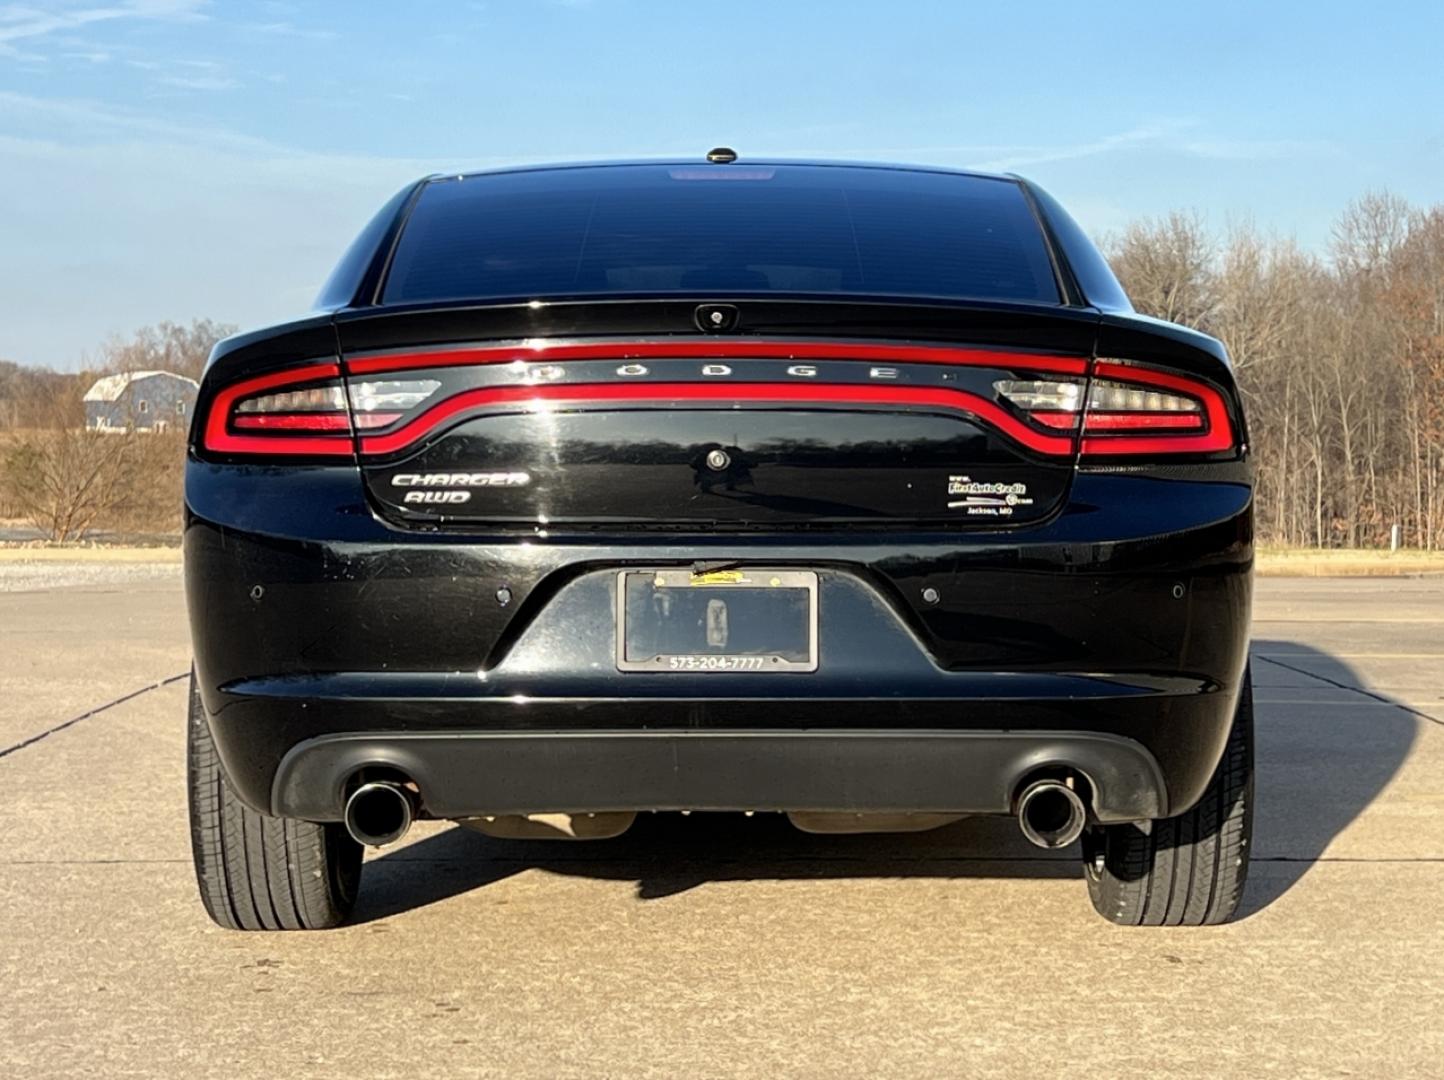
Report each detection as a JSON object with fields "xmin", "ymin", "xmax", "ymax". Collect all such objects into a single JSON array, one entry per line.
[{"xmin": 706, "ymin": 147, "xmax": 738, "ymax": 164}]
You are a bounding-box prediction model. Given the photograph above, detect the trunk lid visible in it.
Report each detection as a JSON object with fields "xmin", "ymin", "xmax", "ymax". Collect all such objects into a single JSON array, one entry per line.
[{"xmin": 336, "ymin": 299, "xmax": 1098, "ymax": 530}]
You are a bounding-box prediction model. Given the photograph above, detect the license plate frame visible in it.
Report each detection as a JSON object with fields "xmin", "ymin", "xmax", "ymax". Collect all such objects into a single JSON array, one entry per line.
[{"xmin": 615, "ymin": 568, "xmax": 819, "ymax": 673}]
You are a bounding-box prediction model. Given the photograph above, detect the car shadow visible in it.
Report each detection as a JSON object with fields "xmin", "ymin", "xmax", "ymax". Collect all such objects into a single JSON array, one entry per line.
[
  {"xmin": 353, "ymin": 812, "xmax": 1078, "ymax": 923},
  {"xmin": 1239, "ymin": 638, "xmax": 1422, "ymax": 917},
  {"xmin": 351, "ymin": 640, "xmax": 1420, "ymax": 925}
]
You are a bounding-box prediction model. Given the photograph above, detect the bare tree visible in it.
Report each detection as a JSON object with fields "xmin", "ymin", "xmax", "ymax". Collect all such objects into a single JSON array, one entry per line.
[
  {"xmin": 0, "ymin": 361, "xmax": 88, "ymax": 432},
  {"xmin": 1211, "ymin": 224, "xmax": 1311, "ymax": 373},
  {"xmin": 1331, "ymin": 192, "xmax": 1411, "ymax": 287},
  {"xmin": 1, "ymin": 382, "xmax": 134, "ymax": 541},
  {"xmin": 0, "ymin": 319, "xmax": 232, "ymax": 538},
  {"xmin": 100, "ymin": 318, "xmax": 237, "ymax": 381},
  {"xmin": 1105, "ymin": 211, "xmax": 1217, "ymax": 328},
  {"xmin": 1106, "ymin": 192, "xmax": 1444, "ymax": 549}
]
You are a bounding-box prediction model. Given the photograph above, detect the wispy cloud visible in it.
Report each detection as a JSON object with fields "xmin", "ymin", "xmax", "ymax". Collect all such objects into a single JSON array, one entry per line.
[
  {"xmin": 244, "ymin": 19, "xmax": 335, "ymax": 41},
  {"xmin": 968, "ymin": 126, "xmax": 1174, "ymax": 171},
  {"xmin": 156, "ymin": 73, "xmax": 234, "ymax": 90},
  {"xmin": 124, "ymin": 54, "xmax": 241, "ymax": 91},
  {"xmin": 0, "ymin": 88, "xmax": 357, "ymax": 161},
  {"xmin": 972, "ymin": 126, "xmax": 1338, "ymax": 171},
  {"xmin": 1176, "ymin": 138, "xmax": 1339, "ymax": 162},
  {"xmin": 0, "ymin": 0, "xmax": 206, "ymax": 57},
  {"xmin": 0, "ymin": 89, "xmax": 432, "ymax": 367},
  {"xmin": 769, "ymin": 122, "xmax": 1339, "ymax": 174}
]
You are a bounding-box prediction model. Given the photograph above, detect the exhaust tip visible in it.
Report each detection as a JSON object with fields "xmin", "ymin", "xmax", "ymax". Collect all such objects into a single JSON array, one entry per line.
[
  {"xmin": 343, "ymin": 781, "xmax": 415, "ymax": 847},
  {"xmin": 1016, "ymin": 779, "xmax": 1088, "ymax": 850}
]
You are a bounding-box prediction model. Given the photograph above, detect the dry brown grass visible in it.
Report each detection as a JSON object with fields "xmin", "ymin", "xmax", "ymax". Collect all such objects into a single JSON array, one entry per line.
[
  {"xmin": 1, "ymin": 537, "xmax": 1439, "ymax": 576},
  {"xmin": 0, "ymin": 544, "xmax": 181, "ymax": 562},
  {"xmin": 1257, "ymin": 547, "xmax": 1444, "ymax": 576}
]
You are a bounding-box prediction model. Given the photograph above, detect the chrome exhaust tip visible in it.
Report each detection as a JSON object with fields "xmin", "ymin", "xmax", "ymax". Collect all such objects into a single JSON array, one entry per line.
[
  {"xmin": 343, "ymin": 781, "xmax": 415, "ymax": 847},
  {"xmin": 1016, "ymin": 779, "xmax": 1088, "ymax": 850}
]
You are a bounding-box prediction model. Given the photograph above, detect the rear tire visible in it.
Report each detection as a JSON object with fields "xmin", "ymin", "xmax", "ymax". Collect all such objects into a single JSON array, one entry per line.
[
  {"xmin": 1083, "ymin": 668, "xmax": 1254, "ymax": 926},
  {"xmin": 187, "ymin": 672, "xmax": 362, "ymax": 930}
]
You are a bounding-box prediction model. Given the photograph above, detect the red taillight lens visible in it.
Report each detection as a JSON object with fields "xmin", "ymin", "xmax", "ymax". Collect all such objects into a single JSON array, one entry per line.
[
  {"xmin": 203, "ymin": 365, "xmax": 439, "ymax": 456},
  {"xmin": 995, "ymin": 361, "xmax": 1234, "ymax": 456}
]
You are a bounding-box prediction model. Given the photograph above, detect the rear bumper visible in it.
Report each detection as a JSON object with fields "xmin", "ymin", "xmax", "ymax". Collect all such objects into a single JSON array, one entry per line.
[
  {"xmin": 213, "ymin": 659, "xmax": 1230, "ymax": 822},
  {"xmin": 274, "ymin": 729, "xmax": 1167, "ymax": 823},
  {"xmin": 186, "ymin": 463, "xmax": 1253, "ymax": 826}
]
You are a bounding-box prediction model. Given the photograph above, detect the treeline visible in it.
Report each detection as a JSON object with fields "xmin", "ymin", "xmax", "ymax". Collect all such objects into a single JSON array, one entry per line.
[
  {"xmin": 0, "ymin": 319, "xmax": 228, "ymax": 432},
  {"xmin": 1105, "ymin": 193, "xmax": 1444, "ymax": 549},
  {"xmin": 0, "ymin": 319, "xmax": 234, "ymax": 538}
]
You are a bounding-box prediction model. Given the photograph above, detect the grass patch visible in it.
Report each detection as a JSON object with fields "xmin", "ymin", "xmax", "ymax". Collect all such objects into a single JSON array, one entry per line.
[
  {"xmin": 1257, "ymin": 547, "xmax": 1444, "ymax": 576},
  {"xmin": 0, "ymin": 543, "xmax": 181, "ymax": 562},
  {"xmin": 1, "ymin": 543, "xmax": 1437, "ymax": 575}
]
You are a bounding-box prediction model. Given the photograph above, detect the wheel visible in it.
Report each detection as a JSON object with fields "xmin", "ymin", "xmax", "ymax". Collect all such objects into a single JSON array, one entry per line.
[
  {"xmin": 186, "ymin": 672, "xmax": 362, "ymax": 930},
  {"xmin": 1083, "ymin": 667, "xmax": 1254, "ymax": 926}
]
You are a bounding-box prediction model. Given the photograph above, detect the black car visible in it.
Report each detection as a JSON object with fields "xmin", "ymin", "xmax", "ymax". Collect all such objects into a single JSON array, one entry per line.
[{"xmin": 185, "ymin": 154, "xmax": 1253, "ymax": 930}]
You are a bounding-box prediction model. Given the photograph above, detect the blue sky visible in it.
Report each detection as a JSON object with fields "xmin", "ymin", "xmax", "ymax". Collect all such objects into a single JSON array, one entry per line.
[{"xmin": 2, "ymin": 0, "xmax": 1442, "ymax": 370}]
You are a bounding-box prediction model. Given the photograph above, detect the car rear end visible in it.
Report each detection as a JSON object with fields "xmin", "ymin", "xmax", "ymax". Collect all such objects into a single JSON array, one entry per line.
[{"xmin": 185, "ymin": 160, "xmax": 1253, "ymax": 929}]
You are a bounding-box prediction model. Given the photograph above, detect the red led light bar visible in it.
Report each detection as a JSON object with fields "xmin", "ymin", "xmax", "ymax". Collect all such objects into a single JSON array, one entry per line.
[
  {"xmin": 357, "ymin": 382, "xmax": 1077, "ymax": 457},
  {"xmin": 347, "ymin": 341, "xmax": 1090, "ymax": 378},
  {"xmin": 201, "ymin": 344, "xmax": 1236, "ymax": 461},
  {"xmin": 1032, "ymin": 411, "xmax": 1206, "ymax": 432},
  {"xmin": 231, "ymin": 413, "xmax": 353, "ymax": 432}
]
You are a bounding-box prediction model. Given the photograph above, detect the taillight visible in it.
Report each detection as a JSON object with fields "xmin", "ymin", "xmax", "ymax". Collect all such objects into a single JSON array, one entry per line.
[
  {"xmin": 995, "ymin": 360, "xmax": 1235, "ymax": 456},
  {"xmin": 203, "ymin": 364, "xmax": 440, "ymax": 456},
  {"xmin": 232, "ymin": 383, "xmax": 353, "ymax": 432}
]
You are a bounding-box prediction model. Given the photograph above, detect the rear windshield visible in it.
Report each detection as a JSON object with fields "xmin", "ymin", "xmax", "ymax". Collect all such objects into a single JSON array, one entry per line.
[{"xmin": 381, "ymin": 165, "xmax": 1060, "ymax": 306}]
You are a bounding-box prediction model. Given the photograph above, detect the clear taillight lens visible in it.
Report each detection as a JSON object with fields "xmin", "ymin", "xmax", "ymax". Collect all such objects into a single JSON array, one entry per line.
[
  {"xmin": 230, "ymin": 378, "xmax": 439, "ymax": 433},
  {"xmin": 347, "ymin": 379, "xmax": 440, "ymax": 427},
  {"xmin": 995, "ymin": 362, "xmax": 1233, "ymax": 455},
  {"xmin": 234, "ymin": 384, "xmax": 347, "ymax": 413},
  {"xmin": 991, "ymin": 379, "xmax": 1086, "ymax": 413},
  {"xmin": 230, "ymin": 380, "xmax": 353, "ymax": 432},
  {"xmin": 1082, "ymin": 380, "xmax": 1202, "ymax": 430}
]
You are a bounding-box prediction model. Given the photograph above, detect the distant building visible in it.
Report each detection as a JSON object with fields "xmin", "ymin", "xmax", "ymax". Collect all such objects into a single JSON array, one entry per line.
[{"xmin": 83, "ymin": 370, "xmax": 199, "ymax": 433}]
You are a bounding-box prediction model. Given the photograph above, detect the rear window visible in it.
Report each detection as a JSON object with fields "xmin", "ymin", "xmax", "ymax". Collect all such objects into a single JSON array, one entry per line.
[{"xmin": 380, "ymin": 165, "xmax": 1060, "ymax": 306}]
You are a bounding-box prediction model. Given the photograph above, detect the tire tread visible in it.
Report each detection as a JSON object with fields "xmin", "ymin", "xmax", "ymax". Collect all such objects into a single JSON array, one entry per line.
[
  {"xmin": 186, "ymin": 672, "xmax": 360, "ymax": 931},
  {"xmin": 1085, "ymin": 668, "xmax": 1254, "ymax": 927}
]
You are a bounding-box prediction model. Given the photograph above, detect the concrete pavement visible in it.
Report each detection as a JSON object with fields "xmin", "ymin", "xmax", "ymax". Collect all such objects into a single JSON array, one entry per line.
[{"xmin": 1, "ymin": 569, "xmax": 1442, "ymax": 1078}]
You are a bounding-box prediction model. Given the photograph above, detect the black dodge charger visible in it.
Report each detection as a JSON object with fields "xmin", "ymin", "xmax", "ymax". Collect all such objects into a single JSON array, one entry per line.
[{"xmin": 185, "ymin": 154, "xmax": 1253, "ymax": 929}]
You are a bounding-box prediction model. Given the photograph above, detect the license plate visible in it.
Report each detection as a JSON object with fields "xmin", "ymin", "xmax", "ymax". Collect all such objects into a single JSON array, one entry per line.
[{"xmin": 616, "ymin": 569, "xmax": 818, "ymax": 672}]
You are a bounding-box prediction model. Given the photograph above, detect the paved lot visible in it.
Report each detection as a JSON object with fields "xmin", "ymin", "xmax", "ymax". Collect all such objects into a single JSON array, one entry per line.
[{"xmin": 1, "ymin": 569, "xmax": 1442, "ymax": 1078}]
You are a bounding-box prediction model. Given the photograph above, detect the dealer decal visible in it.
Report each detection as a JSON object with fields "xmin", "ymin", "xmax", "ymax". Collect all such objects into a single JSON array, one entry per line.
[{"xmin": 947, "ymin": 475, "xmax": 1035, "ymax": 517}]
